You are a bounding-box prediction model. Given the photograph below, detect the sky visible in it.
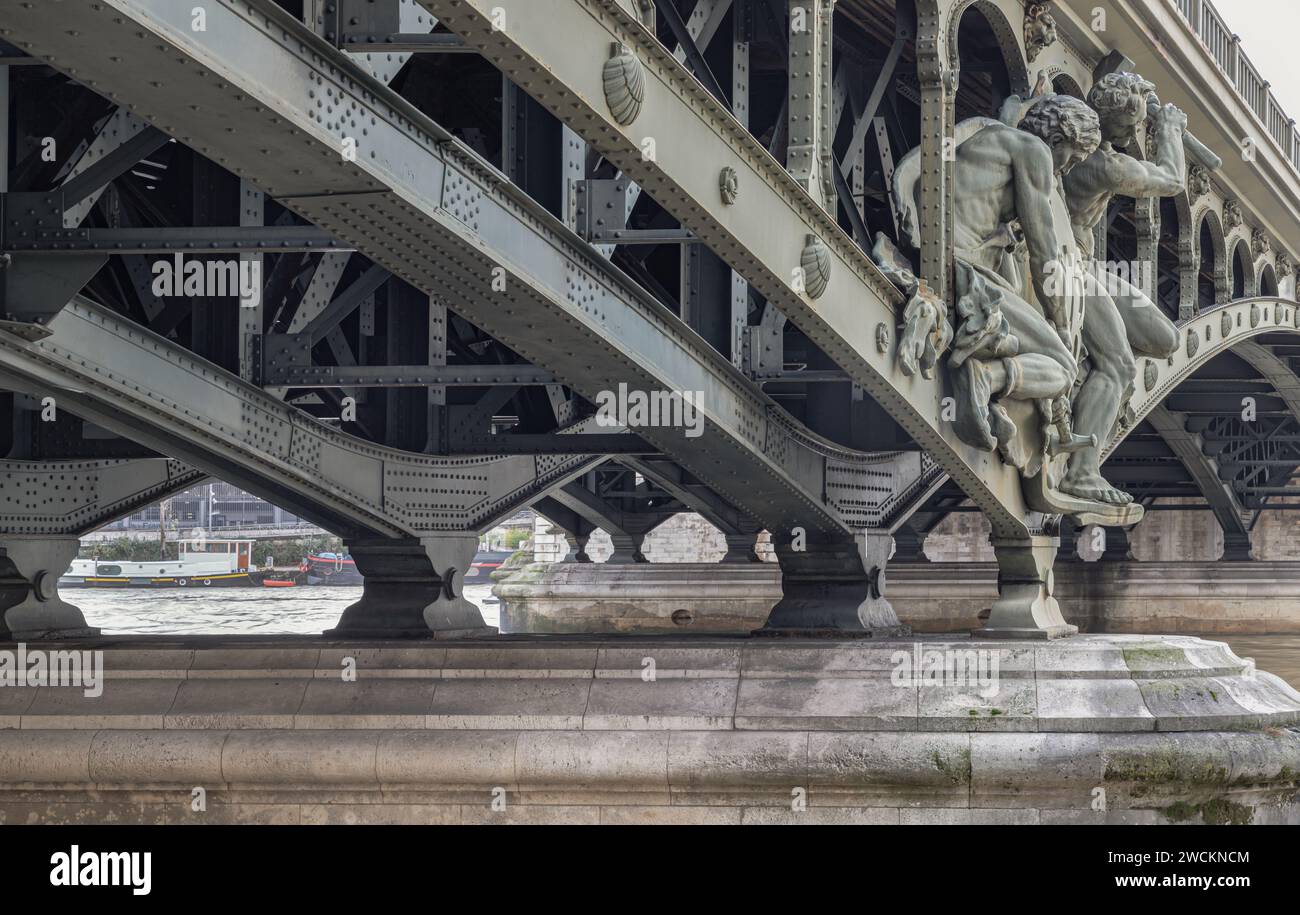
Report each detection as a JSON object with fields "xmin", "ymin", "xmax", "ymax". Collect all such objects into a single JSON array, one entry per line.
[{"xmin": 1218, "ymin": 1, "xmax": 1300, "ymax": 117}]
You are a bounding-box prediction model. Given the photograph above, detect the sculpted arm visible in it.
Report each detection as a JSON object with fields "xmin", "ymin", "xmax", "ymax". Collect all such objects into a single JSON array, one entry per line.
[
  {"xmin": 1011, "ymin": 136, "xmax": 1070, "ymax": 333},
  {"xmin": 1074, "ymin": 104, "xmax": 1188, "ymax": 199}
]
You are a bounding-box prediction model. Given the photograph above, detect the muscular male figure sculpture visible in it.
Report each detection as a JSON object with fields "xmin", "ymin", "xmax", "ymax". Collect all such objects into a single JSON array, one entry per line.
[
  {"xmin": 944, "ymin": 95, "xmax": 1101, "ymax": 459},
  {"xmin": 1060, "ymin": 72, "xmax": 1187, "ymax": 504}
]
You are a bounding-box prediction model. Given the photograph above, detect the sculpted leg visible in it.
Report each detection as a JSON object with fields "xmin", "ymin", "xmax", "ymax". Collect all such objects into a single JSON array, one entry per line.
[
  {"xmin": 1107, "ymin": 268, "xmax": 1179, "ymax": 359},
  {"xmin": 948, "ymin": 285, "xmax": 1076, "ymax": 454},
  {"xmin": 1063, "ymin": 286, "xmax": 1135, "ymax": 505}
]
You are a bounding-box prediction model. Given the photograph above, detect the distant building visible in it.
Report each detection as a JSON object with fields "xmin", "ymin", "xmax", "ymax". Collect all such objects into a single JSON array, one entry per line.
[{"xmin": 99, "ymin": 483, "xmax": 311, "ymax": 533}]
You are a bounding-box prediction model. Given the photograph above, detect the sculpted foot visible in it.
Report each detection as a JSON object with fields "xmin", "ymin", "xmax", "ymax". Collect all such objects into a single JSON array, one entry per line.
[
  {"xmin": 988, "ymin": 403, "xmax": 1027, "ymax": 468},
  {"xmin": 1059, "ymin": 470, "xmax": 1133, "ymax": 505}
]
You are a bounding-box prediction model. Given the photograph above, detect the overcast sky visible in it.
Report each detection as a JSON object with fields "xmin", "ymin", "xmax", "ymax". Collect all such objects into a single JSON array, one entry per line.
[{"xmin": 1217, "ymin": 1, "xmax": 1300, "ymax": 116}]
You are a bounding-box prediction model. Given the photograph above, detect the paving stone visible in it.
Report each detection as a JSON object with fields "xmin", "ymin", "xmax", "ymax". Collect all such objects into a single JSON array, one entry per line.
[
  {"xmin": 583, "ymin": 677, "xmax": 737, "ymax": 729},
  {"xmin": 426, "ymin": 678, "xmax": 591, "ymax": 729}
]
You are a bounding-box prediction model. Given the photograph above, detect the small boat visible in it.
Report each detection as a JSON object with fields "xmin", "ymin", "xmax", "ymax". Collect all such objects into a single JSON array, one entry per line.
[
  {"xmin": 261, "ymin": 579, "xmax": 298, "ymax": 588},
  {"xmin": 303, "ymin": 552, "xmax": 363, "ymax": 586},
  {"xmin": 466, "ymin": 549, "xmax": 514, "ymax": 579},
  {"xmin": 61, "ymin": 538, "xmax": 258, "ymax": 589},
  {"xmin": 304, "ymin": 548, "xmax": 518, "ymax": 585}
]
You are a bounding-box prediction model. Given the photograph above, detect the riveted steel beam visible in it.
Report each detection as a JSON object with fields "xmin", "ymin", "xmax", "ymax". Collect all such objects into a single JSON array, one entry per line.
[
  {"xmin": 421, "ymin": 0, "xmax": 1035, "ymax": 539},
  {"xmin": 1143, "ymin": 405, "xmax": 1252, "ymax": 541},
  {"xmin": 261, "ymin": 361, "xmax": 557, "ymax": 388},
  {"xmin": 1110, "ymin": 299, "xmax": 1300, "ymax": 452},
  {"xmin": 0, "ymin": 0, "xmax": 942, "ymax": 542},
  {"xmin": 0, "ymin": 458, "xmax": 204, "ymax": 536},
  {"xmin": 0, "ymin": 298, "xmax": 606, "ymax": 538}
]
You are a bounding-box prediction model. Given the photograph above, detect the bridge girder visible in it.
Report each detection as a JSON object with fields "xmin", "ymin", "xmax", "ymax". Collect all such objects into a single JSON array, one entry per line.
[
  {"xmin": 421, "ymin": 0, "xmax": 1035, "ymax": 539},
  {"xmin": 0, "ymin": 299, "xmax": 605, "ymax": 540},
  {"xmin": 0, "ymin": 0, "xmax": 941, "ymax": 550}
]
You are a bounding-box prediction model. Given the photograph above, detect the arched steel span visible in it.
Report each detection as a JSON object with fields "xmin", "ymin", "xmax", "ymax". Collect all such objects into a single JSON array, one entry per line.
[
  {"xmin": 421, "ymin": 0, "xmax": 1039, "ymax": 539},
  {"xmin": 0, "ymin": 0, "xmax": 942, "ymax": 548},
  {"xmin": 1103, "ymin": 298, "xmax": 1300, "ymax": 458},
  {"xmin": 0, "ymin": 298, "xmax": 605, "ymax": 540},
  {"xmin": 903, "ymin": 297, "xmax": 1300, "ymax": 545}
]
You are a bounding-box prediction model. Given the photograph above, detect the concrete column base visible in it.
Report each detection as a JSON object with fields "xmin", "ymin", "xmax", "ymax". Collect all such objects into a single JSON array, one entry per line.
[
  {"xmin": 720, "ymin": 532, "xmax": 761, "ymax": 563},
  {"xmin": 973, "ymin": 536, "xmax": 1078, "ymax": 640},
  {"xmin": 1221, "ymin": 533, "xmax": 1255, "ymax": 561},
  {"xmin": 325, "ymin": 535, "xmax": 496, "ymax": 639},
  {"xmin": 0, "ymin": 536, "xmax": 99, "ymax": 640},
  {"xmin": 1099, "ymin": 525, "xmax": 1136, "ymax": 562},
  {"xmin": 605, "ymin": 532, "xmax": 648, "ymax": 564},
  {"xmin": 760, "ymin": 531, "xmax": 908, "ymax": 637}
]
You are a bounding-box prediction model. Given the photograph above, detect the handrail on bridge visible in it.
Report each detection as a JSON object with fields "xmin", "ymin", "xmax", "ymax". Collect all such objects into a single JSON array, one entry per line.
[{"xmin": 1174, "ymin": 0, "xmax": 1300, "ymax": 173}]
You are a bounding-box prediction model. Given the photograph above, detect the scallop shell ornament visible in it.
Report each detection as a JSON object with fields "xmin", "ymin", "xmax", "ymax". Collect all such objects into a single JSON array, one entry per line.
[
  {"xmin": 603, "ymin": 43, "xmax": 645, "ymax": 126},
  {"xmin": 800, "ymin": 234, "xmax": 831, "ymax": 299}
]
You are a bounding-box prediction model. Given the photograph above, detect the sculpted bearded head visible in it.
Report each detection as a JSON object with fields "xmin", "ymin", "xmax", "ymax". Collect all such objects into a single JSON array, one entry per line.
[
  {"xmin": 1087, "ymin": 71, "xmax": 1156, "ymax": 146},
  {"xmin": 1018, "ymin": 94, "xmax": 1102, "ymax": 175},
  {"xmin": 1025, "ymin": 4, "xmax": 1058, "ymax": 63}
]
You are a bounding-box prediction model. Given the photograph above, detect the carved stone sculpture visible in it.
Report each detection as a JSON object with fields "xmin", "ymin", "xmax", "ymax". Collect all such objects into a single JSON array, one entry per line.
[
  {"xmin": 1187, "ymin": 163, "xmax": 1212, "ymax": 199},
  {"xmin": 1223, "ymin": 197, "xmax": 1243, "ymax": 232},
  {"xmin": 1059, "ymin": 71, "xmax": 1185, "ymax": 506},
  {"xmin": 1251, "ymin": 227, "xmax": 1271, "ymax": 260},
  {"xmin": 882, "ymin": 94, "xmax": 1138, "ymax": 527},
  {"xmin": 1024, "ymin": 3, "xmax": 1058, "ymax": 64}
]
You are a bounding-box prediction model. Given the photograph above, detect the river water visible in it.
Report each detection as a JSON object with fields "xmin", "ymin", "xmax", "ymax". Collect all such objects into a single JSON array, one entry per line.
[
  {"xmin": 71, "ymin": 584, "xmax": 500, "ymax": 634},
  {"xmin": 64, "ymin": 588, "xmax": 1300, "ymax": 689}
]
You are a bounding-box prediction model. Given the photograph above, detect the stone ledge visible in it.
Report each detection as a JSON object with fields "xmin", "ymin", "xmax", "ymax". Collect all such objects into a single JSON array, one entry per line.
[
  {"xmin": 0, "ymin": 728, "xmax": 1295, "ymax": 824},
  {"xmin": 491, "ymin": 561, "xmax": 1300, "ymax": 634},
  {"xmin": 0, "ymin": 636, "xmax": 1296, "ymax": 734},
  {"xmin": 0, "ymin": 636, "xmax": 1295, "ymax": 823}
]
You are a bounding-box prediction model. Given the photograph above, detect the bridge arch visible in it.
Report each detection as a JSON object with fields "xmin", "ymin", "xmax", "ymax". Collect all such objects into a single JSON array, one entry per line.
[
  {"xmin": 1110, "ymin": 297, "xmax": 1300, "ymax": 448},
  {"xmin": 1051, "ymin": 72, "xmax": 1086, "ymax": 100},
  {"xmin": 1159, "ymin": 192, "xmax": 1196, "ymax": 318},
  {"xmin": 906, "ymin": 298, "xmax": 1300, "ymax": 551},
  {"xmin": 1195, "ymin": 208, "xmax": 1229, "ymax": 310},
  {"xmin": 1260, "ymin": 262, "xmax": 1280, "ymax": 298},
  {"xmin": 948, "ymin": 0, "xmax": 1032, "ymax": 116},
  {"xmin": 1231, "ymin": 237, "xmax": 1256, "ymax": 298}
]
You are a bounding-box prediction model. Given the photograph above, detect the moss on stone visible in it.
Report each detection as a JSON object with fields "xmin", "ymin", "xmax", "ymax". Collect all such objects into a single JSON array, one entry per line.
[
  {"xmin": 1122, "ymin": 647, "xmax": 1187, "ymax": 671},
  {"xmin": 1162, "ymin": 797, "xmax": 1253, "ymax": 825},
  {"xmin": 931, "ymin": 746, "xmax": 972, "ymax": 785},
  {"xmin": 1104, "ymin": 747, "xmax": 1230, "ymax": 787}
]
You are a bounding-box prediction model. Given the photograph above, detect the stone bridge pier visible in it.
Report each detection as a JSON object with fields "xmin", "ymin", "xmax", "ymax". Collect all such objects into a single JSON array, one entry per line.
[
  {"xmin": 327, "ymin": 534, "xmax": 493, "ymax": 638},
  {"xmin": 0, "ymin": 458, "xmax": 205, "ymax": 639}
]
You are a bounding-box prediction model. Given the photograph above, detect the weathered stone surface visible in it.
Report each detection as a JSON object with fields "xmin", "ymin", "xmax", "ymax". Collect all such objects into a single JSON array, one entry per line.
[
  {"xmin": 735, "ymin": 676, "xmax": 916, "ymax": 730},
  {"xmin": 89, "ymin": 730, "xmax": 228, "ymax": 784},
  {"xmin": 496, "ymin": 562, "xmax": 779, "ymax": 633},
  {"xmin": 583, "ymin": 678, "xmax": 738, "ymax": 729},
  {"xmin": 295, "ymin": 679, "xmax": 435, "ymax": 728},
  {"xmin": 496, "ymin": 559, "xmax": 1300, "ymax": 635},
  {"xmin": 426, "ymin": 678, "xmax": 591, "ymax": 729},
  {"xmin": 22, "ymin": 679, "xmax": 183, "ymax": 729},
  {"xmin": 164, "ymin": 678, "xmax": 310, "ymax": 729},
  {"xmin": 376, "ymin": 730, "xmax": 518, "ymax": 787},
  {"xmin": 0, "ymin": 636, "xmax": 1295, "ymax": 823}
]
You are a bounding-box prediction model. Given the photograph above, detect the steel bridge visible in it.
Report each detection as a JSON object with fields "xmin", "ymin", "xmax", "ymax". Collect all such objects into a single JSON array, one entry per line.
[{"xmin": 0, "ymin": 0, "xmax": 1298, "ymax": 639}]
